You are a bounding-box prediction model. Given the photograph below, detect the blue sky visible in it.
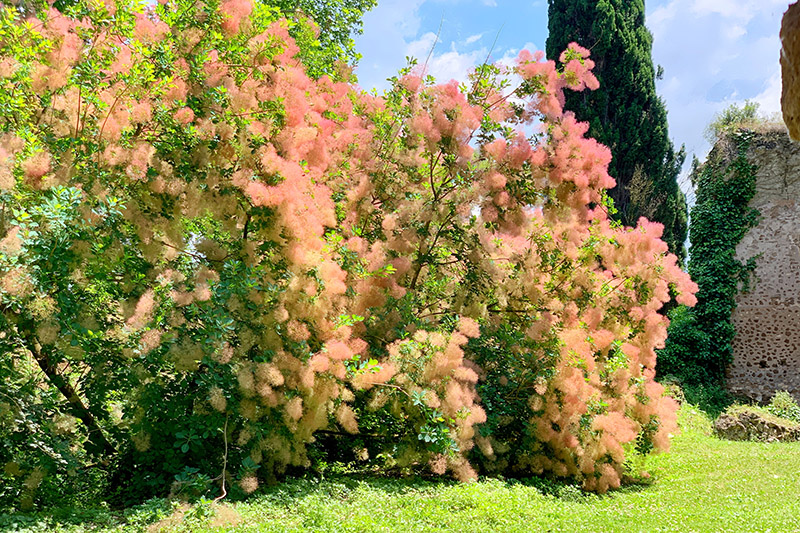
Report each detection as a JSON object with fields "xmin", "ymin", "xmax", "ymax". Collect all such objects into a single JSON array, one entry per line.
[{"xmin": 354, "ymin": 0, "xmax": 789, "ymax": 197}]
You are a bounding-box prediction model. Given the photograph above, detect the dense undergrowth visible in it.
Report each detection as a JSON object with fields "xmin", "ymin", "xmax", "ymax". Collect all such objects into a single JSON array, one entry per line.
[{"xmin": 4, "ymin": 401, "xmax": 800, "ymax": 532}]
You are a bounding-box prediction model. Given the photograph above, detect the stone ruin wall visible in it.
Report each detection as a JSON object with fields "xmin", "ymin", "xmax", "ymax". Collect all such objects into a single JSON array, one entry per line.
[{"xmin": 726, "ymin": 128, "xmax": 800, "ymax": 402}]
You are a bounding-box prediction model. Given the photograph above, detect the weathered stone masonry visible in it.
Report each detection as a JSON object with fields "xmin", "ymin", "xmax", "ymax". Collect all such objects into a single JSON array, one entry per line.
[{"xmin": 726, "ymin": 129, "xmax": 800, "ymax": 402}]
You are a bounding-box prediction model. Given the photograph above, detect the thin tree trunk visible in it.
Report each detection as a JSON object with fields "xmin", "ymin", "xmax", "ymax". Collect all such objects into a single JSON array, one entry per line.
[{"xmin": 21, "ymin": 328, "xmax": 117, "ymax": 458}]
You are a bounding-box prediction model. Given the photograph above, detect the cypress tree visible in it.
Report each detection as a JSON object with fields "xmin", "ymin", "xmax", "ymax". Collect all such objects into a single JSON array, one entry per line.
[{"xmin": 546, "ymin": 0, "xmax": 688, "ymax": 262}]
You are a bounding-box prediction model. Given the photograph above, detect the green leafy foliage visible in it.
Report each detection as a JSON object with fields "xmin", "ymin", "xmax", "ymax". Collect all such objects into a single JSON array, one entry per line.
[
  {"xmin": 49, "ymin": 0, "xmax": 376, "ymax": 79},
  {"xmin": 658, "ymin": 130, "xmax": 759, "ymax": 388},
  {"xmin": 704, "ymin": 100, "xmax": 762, "ymax": 143},
  {"xmin": 266, "ymin": 0, "xmax": 377, "ymax": 78},
  {"xmin": 766, "ymin": 391, "xmax": 800, "ymax": 424}
]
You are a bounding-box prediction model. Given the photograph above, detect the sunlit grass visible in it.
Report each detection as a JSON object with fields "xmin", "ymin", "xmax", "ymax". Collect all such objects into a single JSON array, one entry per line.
[{"xmin": 4, "ymin": 404, "xmax": 800, "ymax": 532}]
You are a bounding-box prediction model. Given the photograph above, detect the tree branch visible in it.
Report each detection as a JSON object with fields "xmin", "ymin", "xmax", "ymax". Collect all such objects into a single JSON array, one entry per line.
[{"xmin": 18, "ymin": 323, "xmax": 116, "ymax": 458}]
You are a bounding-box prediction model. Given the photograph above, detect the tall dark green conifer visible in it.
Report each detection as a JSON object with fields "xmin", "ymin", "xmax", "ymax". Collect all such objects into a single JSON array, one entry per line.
[{"xmin": 546, "ymin": 0, "xmax": 687, "ymax": 261}]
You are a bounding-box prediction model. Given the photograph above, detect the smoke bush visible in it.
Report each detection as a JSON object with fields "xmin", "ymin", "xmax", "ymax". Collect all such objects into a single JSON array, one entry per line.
[{"xmin": 0, "ymin": 0, "xmax": 695, "ymax": 503}]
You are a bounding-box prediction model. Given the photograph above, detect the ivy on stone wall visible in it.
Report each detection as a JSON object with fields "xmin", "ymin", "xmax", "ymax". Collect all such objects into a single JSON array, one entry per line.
[{"xmin": 658, "ymin": 130, "xmax": 760, "ymax": 388}]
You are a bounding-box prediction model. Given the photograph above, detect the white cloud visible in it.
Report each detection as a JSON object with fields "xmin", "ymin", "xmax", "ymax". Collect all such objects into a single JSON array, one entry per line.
[
  {"xmin": 354, "ymin": 0, "xmax": 428, "ymax": 91},
  {"xmin": 355, "ymin": 1, "xmax": 511, "ymax": 91},
  {"xmin": 645, "ymin": 0, "xmax": 788, "ymax": 210},
  {"xmin": 465, "ymin": 33, "xmax": 483, "ymax": 45},
  {"xmin": 648, "ymin": 1, "xmax": 680, "ymax": 38},
  {"xmin": 753, "ymin": 67, "xmax": 782, "ymax": 116},
  {"xmin": 648, "ymin": 0, "xmax": 785, "ymax": 159},
  {"xmin": 724, "ymin": 24, "xmax": 746, "ymax": 40},
  {"xmin": 405, "ymin": 33, "xmax": 488, "ymax": 84},
  {"xmin": 690, "ymin": 0, "xmax": 751, "ymax": 19},
  {"xmin": 688, "ymin": 0, "xmax": 787, "ymax": 21},
  {"xmin": 406, "ymin": 32, "xmax": 439, "ymax": 65}
]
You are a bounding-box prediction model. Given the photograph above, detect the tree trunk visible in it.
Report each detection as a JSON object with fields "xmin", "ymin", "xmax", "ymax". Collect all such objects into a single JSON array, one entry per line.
[{"xmin": 20, "ymin": 327, "xmax": 117, "ymax": 458}]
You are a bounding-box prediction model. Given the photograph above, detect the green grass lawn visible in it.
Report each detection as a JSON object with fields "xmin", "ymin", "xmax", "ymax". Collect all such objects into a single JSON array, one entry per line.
[{"xmin": 4, "ymin": 405, "xmax": 800, "ymax": 533}]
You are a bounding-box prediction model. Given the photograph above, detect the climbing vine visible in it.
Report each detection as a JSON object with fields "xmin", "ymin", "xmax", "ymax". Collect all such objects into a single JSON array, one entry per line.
[{"xmin": 658, "ymin": 130, "xmax": 760, "ymax": 389}]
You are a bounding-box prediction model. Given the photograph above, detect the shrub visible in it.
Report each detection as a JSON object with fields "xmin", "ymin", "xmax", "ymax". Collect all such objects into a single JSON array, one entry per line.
[
  {"xmin": 0, "ymin": 0, "xmax": 696, "ymax": 504},
  {"xmin": 704, "ymin": 101, "xmax": 760, "ymax": 142},
  {"xmin": 766, "ymin": 391, "xmax": 800, "ymax": 424}
]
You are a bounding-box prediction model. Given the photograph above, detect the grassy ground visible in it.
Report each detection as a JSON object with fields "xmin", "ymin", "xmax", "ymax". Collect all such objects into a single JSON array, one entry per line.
[{"xmin": 3, "ymin": 405, "xmax": 800, "ymax": 532}]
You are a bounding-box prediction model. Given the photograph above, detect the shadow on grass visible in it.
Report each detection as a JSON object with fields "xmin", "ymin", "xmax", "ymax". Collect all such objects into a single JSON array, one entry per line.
[
  {"xmin": 251, "ymin": 472, "xmax": 458, "ymax": 503},
  {"xmin": 252, "ymin": 469, "xmax": 652, "ymax": 508},
  {"xmin": 0, "ymin": 509, "xmax": 116, "ymax": 532},
  {"xmin": 0, "ymin": 497, "xmax": 175, "ymax": 532},
  {"xmin": 0, "ymin": 469, "xmax": 659, "ymax": 531},
  {"xmin": 514, "ymin": 474, "xmax": 652, "ymax": 500}
]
